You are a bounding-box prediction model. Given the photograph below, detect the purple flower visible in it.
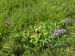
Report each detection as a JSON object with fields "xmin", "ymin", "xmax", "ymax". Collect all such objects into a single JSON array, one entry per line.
[
  {"xmin": 51, "ymin": 29, "xmax": 66, "ymax": 38},
  {"xmin": 54, "ymin": 29, "xmax": 60, "ymax": 35},
  {"xmin": 62, "ymin": 18, "xmax": 71, "ymax": 24},
  {"xmin": 59, "ymin": 29, "xmax": 66, "ymax": 34}
]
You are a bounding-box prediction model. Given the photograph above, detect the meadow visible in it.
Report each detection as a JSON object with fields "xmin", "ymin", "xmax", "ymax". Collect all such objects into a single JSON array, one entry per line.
[{"xmin": 0, "ymin": 0, "xmax": 75, "ymax": 56}]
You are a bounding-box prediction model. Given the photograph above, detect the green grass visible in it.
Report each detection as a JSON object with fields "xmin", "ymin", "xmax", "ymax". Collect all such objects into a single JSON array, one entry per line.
[{"xmin": 0, "ymin": 0, "xmax": 75, "ymax": 56}]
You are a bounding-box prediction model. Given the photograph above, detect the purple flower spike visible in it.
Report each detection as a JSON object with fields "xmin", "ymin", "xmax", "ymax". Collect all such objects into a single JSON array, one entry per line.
[
  {"xmin": 54, "ymin": 30, "xmax": 60, "ymax": 35},
  {"xmin": 59, "ymin": 29, "xmax": 66, "ymax": 34},
  {"xmin": 51, "ymin": 29, "xmax": 66, "ymax": 38}
]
